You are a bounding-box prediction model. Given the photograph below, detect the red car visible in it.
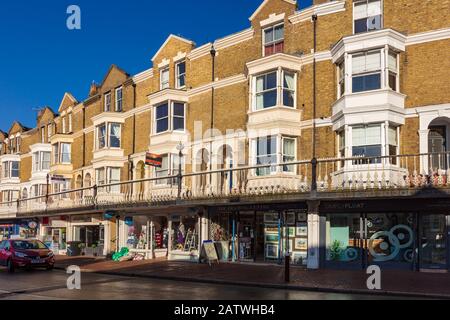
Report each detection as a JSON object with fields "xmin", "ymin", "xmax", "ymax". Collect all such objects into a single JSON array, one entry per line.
[{"xmin": 0, "ymin": 239, "xmax": 55, "ymax": 273}]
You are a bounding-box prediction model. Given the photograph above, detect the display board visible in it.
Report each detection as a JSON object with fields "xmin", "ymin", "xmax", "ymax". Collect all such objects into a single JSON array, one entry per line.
[{"xmin": 202, "ymin": 240, "xmax": 219, "ymax": 265}]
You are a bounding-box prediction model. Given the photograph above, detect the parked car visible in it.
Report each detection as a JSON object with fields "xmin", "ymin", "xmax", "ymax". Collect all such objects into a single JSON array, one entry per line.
[{"xmin": 0, "ymin": 239, "xmax": 55, "ymax": 273}]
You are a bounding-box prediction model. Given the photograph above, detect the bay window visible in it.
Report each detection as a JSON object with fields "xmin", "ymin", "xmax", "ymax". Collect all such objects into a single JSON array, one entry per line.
[
  {"xmin": 388, "ymin": 51, "xmax": 398, "ymax": 91},
  {"xmin": 352, "ymin": 50, "xmax": 381, "ymax": 93},
  {"xmin": 176, "ymin": 61, "xmax": 186, "ymax": 89},
  {"xmin": 96, "ymin": 122, "xmax": 121, "ymax": 149},
  {"xmin": 160, "ymin": 68, "xmax": 169, "ymax": 90},
  {"xmin": 254, "ymin": 69, "xmax": 296, "ymax": 110},
  {"xmin": 33, "ymin": 151, "xmax": 51, "ymax": 172},
  {"xmin": 263, "ymin": 24, "xmax": 284, "ymax": 56},
  {"xmin": 155, "ymin": 154, "xmax": 183, "ymax": 186},
  {"xmin": 338, "ymin": 61, "xmax": 345, "ymax": 97},
  {"xmin": 96, "ymin": 167, "xmax": 121, "ymax": 193},
  {"xmin": 254, "ymin": 136, "xmax": 297, "ymax": 176},
  {"xmin": 154, "ymin": 101, "xmax": 185, "ymax": 134},
  {"xmin": 353, "ymin": 0, "xmax": 382, "ymax": 34},
  {"xmin": 52, "ymin": 143, "xmax": 71, "ymax": 164},
  {"xmin": 115, "ymin": 87, "xmax": 123, "ymax": 112},
  {"xmin": 338, "ymin": 124, "xmax": 399, "ymax": 165},
  {"xmin": 2, "ymin": 161, "xmax": 20, "ymax": 178},
  {"xmin": 282, "ymin": 137, "xmax": 296, "ymax": 173}
]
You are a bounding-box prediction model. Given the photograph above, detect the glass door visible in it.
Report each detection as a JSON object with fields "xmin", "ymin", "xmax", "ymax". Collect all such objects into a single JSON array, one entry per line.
[{"xmin": 420, "ymin": 215, "xmax": 447, "ymax": 270}]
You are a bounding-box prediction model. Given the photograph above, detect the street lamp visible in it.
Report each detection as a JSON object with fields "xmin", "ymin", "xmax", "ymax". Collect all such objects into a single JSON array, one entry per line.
[{"xmin": 176, "ymin": 142, "xmax": 184, "ymax": 200}]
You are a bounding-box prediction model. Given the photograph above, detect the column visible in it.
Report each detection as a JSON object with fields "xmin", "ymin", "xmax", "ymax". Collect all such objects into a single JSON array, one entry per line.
[
  {"xmin": 419, "ymin": 129, "xmax": 430, "ymax": 173},
  {"xmin": 307, "ymin": 200, "xmax": 321, "ymax": 269},
  {"xmin": 167, "ymin": 217, "xmax": 172, "ymax": 259}
]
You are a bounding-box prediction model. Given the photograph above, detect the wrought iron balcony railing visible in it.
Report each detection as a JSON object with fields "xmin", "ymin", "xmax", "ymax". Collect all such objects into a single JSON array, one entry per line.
[{"xmin": 1, "ymin": 152, "xmax": 450, "ymax": 216}]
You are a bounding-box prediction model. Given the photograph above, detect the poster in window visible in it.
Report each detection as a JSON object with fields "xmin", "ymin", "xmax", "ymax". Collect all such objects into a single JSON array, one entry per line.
[
  {"xmin": 264, "ymin": 212, "xmax": 279, "ymax": 224},
  {"xmin": 294, "ymin": 238, "xmax": 308, "ymax": 251},
  {"xmin": 296, "ymin": 223, "xmax": 308, "ymax": 237},
  {"xmin": 265, "ymin": 244, "xmax": 279, "ymax": 259}
]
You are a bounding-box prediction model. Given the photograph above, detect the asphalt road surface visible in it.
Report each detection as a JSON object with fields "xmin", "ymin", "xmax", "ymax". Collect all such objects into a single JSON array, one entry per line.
[{"xmin": 0, "ymin": 268, "xmax": 411, "ymax": 300}]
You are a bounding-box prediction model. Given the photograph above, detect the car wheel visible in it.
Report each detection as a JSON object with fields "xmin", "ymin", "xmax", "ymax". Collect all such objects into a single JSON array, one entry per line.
[{"xmin": 6, "ymin": 259, "xmax": 15, "ymax": 273}]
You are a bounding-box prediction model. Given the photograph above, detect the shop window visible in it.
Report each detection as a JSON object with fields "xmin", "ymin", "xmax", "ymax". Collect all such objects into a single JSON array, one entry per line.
[
  {"xmin": 326, "ymin": 214, "xmax": 363, "ymax": 264},
  {"xmin": 124, "ymin": 216, "xmax": 149, "ymax": 250},
  {"xmin": 171, "ymin": 216, "xmax": 199, "ymax": 252},
  {"xmin": 263, "ymin": 24, "xmax": 284, "ymax": 56},
  {"xmin": 352, "ymin": 50, "xmax": 381, "ymax": 93},
  {"xmin": 353, "ymin": 0, "xmax": 382, "ymax": 34}
]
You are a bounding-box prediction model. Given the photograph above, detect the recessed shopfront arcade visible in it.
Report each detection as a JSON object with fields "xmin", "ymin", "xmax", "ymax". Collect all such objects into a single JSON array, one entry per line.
[
  {"xmin": 320, "ymin": 199, "xmax": 450, "ymax": 272},
  {"xmin": 208, "ymin": 202, "xmax": 309, "ymax": 266}
]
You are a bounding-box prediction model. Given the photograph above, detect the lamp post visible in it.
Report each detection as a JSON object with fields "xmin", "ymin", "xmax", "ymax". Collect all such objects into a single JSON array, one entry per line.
[{"xmin": 176, "ymin": 142, "xmax": 184, "ymax": 200}]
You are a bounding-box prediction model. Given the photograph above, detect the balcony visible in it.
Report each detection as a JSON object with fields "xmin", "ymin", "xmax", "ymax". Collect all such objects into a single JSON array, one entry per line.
[
  {"xmin": 4, "ymin": 152, "xmax": 450, "ymax": 218},
  {"xmin": 247, "ymin": 107, "xmax": 302, "ymax": 135}
]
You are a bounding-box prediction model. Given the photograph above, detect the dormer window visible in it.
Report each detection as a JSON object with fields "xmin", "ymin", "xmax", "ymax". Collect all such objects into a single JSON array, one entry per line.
[
  {"xmin": 354, "ymin": 0, "xmax": 382, "ymax": 34},
  {"xmin": 160, "ymin": 67, "xmax": 170, "ymax": 90},
  {"xmin": 263, "ymin": 24, "xmax": 284, "ymax": 56},
  {"xmin": 104, "ymin": 92, "xmax": 112, "ymax": 112},
  {"xmin": 115, "ymin": 87, "xmax": 123, "ymax": 112}
]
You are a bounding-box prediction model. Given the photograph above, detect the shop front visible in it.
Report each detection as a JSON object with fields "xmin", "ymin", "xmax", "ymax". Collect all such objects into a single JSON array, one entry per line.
[
  {"xmin": 39, "ymin": 216, "xmax": 68, "ymax": 255},
  {"xmin": 321, "ymin": 199, "xmax": 450, "ymax": 272},
  {"xmin": 67, "ymin": 214, "xmax": 109, "ymax": 257},
  {"xmin": 0, "ymin": 220, "xmax": 39, "ymax": 240},
  {"xmin": 169, "ymin": 213, "xmax": 201, "ymax": 262},
  {"xmin": 208, "ymin": 203, "xmax": 308, "ymax": 266}
]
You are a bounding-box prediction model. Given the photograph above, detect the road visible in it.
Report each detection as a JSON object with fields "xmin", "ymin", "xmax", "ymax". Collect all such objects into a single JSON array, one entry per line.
[{"xmin": 0, "ymin": 268, "xmax": 410, "ymax": 300}]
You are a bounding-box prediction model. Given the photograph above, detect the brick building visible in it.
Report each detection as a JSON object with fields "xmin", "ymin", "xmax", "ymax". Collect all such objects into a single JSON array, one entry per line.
[{"xmin": 1, "ymin": 0, "xmax": 450, "ymax": 271}]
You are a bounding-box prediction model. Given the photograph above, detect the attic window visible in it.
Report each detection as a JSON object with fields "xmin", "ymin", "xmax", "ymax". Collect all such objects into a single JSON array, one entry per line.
[{"xmin": 263, "ymin": 24, "xmax": 284, "ymax": 56}]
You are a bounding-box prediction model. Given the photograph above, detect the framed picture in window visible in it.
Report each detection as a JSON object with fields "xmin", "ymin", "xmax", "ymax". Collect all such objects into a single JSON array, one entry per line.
[
  {"xmin": 264, "ymin": 212, "xmax": 279, "ymax": 224},
  {"xmin": 284, "ymin": 212, "xmax": 296, "ymax": 225},
  {"xmin": 294, "ymin": 238, "xmax": 308, "ymax": 251},
  {"xmin": 265, "ymin": 225, "xmax": 278, "ymax": 234},
  {"xmin": 297, "ymin": 212, "xmax": 307, "ymax": 222},
  {"xmin": 284, "ymin": 227, "xmax": 295, "ymax": 237},
  {"xmin": 266, "ymin": 244, "xmax": 279, "ymax": 259},
  {"xmin": 265, "ymin": 234, "xmax": 279, "ymax": 243},
  {"xmin": 296, "ymin": 223, "xmax": 307, "ymax": 237},
  {"xmin": 292, "ymin": 252, "xmax": 307, "ymax": 265}
]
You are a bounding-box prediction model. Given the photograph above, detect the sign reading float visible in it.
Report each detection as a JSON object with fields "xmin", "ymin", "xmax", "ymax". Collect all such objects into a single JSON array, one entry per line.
[{"xmin": 145, "ymin": 153, "xmax": 163, "ymax": 168}]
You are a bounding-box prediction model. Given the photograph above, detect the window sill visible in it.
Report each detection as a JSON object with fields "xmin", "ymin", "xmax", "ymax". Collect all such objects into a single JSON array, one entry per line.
[{"xmin": 250, "ymin": 105, "xmax": 296, "ymax": 114}]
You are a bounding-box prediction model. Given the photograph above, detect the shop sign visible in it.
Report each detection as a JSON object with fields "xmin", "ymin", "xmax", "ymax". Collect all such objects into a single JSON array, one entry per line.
[
  {"xmin": 51, "ymin": 175, "xmax": 67, "ymax": 184},
  {"xmin": 201, "ymin": 240, "xmax": 219, "ymax": 265},
  {"xmin": 124, "ymin": 217, "xmax": 134, "ymax": 226},
  {"xmin": 104, "ymin": 211, "xmax": 115, "ymax": 220},
  {"xmin": 145, "ymin": 153, "xmax": 163, "ymax": 168},
  {"xmin": 28, "ymin": 221, "xmax": 38, "ymax": 229}
]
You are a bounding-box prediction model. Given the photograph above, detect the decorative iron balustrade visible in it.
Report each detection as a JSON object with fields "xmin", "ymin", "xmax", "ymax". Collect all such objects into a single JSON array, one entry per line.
[{"xmin": 1, "ymin": 152, "xmax": 450, "ymax": 216}]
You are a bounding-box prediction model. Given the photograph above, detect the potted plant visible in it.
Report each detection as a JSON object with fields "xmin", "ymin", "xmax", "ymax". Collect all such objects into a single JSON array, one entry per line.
[
  {"xmin": 78, "ymin": 243, "xmax": 86, "ymax": 256},
  {"xmin": 92, "ymin": 243, "xmax": 98, "ymax": 257}
]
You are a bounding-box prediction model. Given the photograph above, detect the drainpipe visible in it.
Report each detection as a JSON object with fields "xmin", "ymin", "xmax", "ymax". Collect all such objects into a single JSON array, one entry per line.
[
  {"xmin": 209, "ymin": 46, "xmax": 216, "ymax": 185},
  {"xmin": 311, "ymin": 14, "xmax": 318, "ymax": 193}
]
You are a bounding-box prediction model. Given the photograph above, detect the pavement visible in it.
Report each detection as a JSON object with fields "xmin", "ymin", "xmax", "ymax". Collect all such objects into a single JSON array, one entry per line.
[
  {"xmin": 54, "ymin": 255, "xmax": 450, "ymax": 299},
  {"xmin": 0, "ymin": 269, "xmax": 394, "ymax": 300}
]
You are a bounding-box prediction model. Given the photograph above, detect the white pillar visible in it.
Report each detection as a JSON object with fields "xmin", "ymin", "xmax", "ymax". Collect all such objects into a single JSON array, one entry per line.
[
  {"xmin": 307, "ymin": 201, "xmax": 321, "ymax": 270},
  {"xmin": 419, "ymin": 129, "xmax": 430, "ymax": 173}
]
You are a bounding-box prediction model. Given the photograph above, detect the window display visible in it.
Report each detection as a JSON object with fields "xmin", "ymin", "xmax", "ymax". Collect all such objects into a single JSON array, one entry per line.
[
  {"xmin": 125, "ymin": 216, "xmax": 149, "ymax": 250},
  {"xmin": 171, "ymin": 215, "xmax": 199, "ymax": 252}
]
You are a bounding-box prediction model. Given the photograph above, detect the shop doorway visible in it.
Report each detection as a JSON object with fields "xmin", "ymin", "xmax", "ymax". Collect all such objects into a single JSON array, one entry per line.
[
  {"xmin": 73, "ymin": 225, "xmax": 105, "ymax": 256},
  {"xmin": 419, "ymin": 214, "xmax": 447, "ymax": 270}
]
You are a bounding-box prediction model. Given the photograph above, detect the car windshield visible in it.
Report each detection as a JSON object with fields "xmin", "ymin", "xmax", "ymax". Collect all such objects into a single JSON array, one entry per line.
[{"xmin": 12, "ymin": 240, "xmax": 48, "ymax": 250}]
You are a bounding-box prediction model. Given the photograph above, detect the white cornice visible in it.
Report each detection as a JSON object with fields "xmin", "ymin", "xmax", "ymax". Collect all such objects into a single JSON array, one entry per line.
[
  {"xmin": 260, "ymin": 13, "xmax": 285, "ymax": 28},
  {"xmin": 406, "ymin": 27, "xmax": 450, "ymax": 46},
  {"xmin": 331, "ymin": 28, "xmax": 407, "ymax": 62},
  {"xmin": 289, "ymin": 0, "xmax": 346, "ymax": 24},
  {"xmin": 188, "ymin": 74, "xmax": 247, "ymax": 97},
  {"xmin": 187, "ymin": 43, "xmax": 213, "ymax": 61},
  {"xmin": 215, "ymin": 28, "xmax": 255, "ymax": 51},
  {"xmin": 246, "ymin": 53, "xmax": 303, "ymax": 75},
  {"xmin": 132, "ymin": 68, "xmax": 154, "ymax": 84},
  {"xmin": 148, "ymin": 89, "xmax": 189, "ymax": 105},
  {"xmin": 29, "ymin": 143, "xmax": 52, "ymax": 153},
  {"xmin": 92, "ymin": 112, "xmax": 126, "ymax": 127}
]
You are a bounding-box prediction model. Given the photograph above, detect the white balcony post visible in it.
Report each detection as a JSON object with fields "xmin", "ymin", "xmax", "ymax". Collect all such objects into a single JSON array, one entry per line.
[{"xmin": 419, "ymin": 129, "xmax": 430, "ymax": 173}]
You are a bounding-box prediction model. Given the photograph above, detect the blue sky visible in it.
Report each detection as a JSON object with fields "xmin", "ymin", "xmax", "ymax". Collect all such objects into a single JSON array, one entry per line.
[{"xmin": 0, "ymin": 0, "xmax": 313, "ymax": 131}]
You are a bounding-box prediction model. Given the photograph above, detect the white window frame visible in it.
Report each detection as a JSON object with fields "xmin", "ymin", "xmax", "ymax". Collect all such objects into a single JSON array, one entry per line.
[
  {"xmin": 351, "ymin": 50, "xmax": 382, "ymax": 93},
  {"xmin": 160, "ymin": 67, "xmax": 170, "ymax": 90},
  {"xmin": 96, "ymin": 122, "xmax": 122, "ymax": 150},
  {"xmin": 62, "ymin": 117, "xmax": 66, "ymax": 134},
  {"xmin": 154, "ymin": 154, "xmax": 183, "ymax": 186},
  {"xmin": 175, "ymin": 61, "xmax": 186, "ymax": 89},
  {"xmin": 104, "ymin": 92, "xmax": 112, "ymax": 112},
  {"xmin": 282, "ymin": 137, "xmax": 297, "ymax": 174},
  {"xmin": 262, "ymin": 23, "xmax": 285, "ymax": 57},
  {"xmin": 52, "ymin": 142, "xmax": 71, "ymax": 164},
  {"xmin": 252, "ymin": 68, "xmax": 297, "ymax": 111},
  {"xmin": 153, "ymin": 101, "xmax": 186, "ymax": 135},
  {"xmin": 68, "ymin": 113, "xmax": 73, "ymax": 133},
  {"xmin": 353, "ymin": 0, "xmax": 383, "ymax": 35},
  {"xmin": 115, "ymin": 87, "xmax": 123, "ymax": 112}
]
